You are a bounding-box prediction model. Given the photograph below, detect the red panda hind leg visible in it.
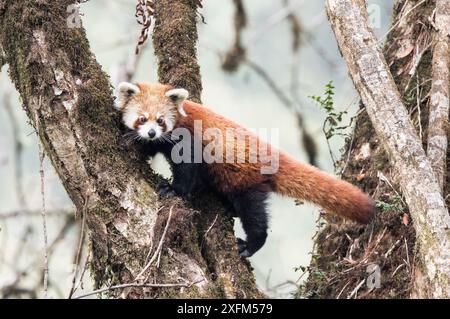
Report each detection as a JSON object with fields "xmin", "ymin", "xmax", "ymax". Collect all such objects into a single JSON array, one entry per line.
[{"xmin": 227, "ymin": 186, "xmax": 270, "ymax": 257}]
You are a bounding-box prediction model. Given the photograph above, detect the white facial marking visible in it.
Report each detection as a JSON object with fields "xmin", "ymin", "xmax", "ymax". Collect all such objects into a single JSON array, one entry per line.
[{"xmin": 123, "ymin": 107, "xmax": 139, "ymax": 130}]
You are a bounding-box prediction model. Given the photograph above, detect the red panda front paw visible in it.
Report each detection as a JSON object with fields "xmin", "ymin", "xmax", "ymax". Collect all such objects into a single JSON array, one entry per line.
[
  {"xmin": 157, "ymin": 180, "xmax": 176, "ymax": 198},
  {"xmin": 237, "ymin": 238, "xmax": 251, "ymax": 258}
]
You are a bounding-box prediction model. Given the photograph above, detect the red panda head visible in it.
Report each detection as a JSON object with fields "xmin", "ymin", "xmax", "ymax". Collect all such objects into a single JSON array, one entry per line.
[{"xmin": 116, "ymin": 82, "xmax": 189, "ymax": 141}]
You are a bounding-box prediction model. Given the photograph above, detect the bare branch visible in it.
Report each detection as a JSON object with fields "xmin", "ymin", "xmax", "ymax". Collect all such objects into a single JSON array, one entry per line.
[
  {"xmin": 379, "ymin": 0, "xmax": 428, "ymax": 45},
  {"xmin": 347, "ymin": 279, "xmax": 365, "ymax": 299},
  {"xmin": 73, "ymin": 281, "xmax": 199, "ymax": 299},
  {"xmin": 34, "ymin": 97, "xmax": 49, "ymax": 299},
  {"xmin": 248, "ymin": 0, "xmax": 305, "ymax": 47},
  {"xmin": 68, "ymin": 195, "xmax": 89, "ymax": 298},
  {"xmin": 0, "ymin": 209, "xmax": 72, "ymax": 219},
  {"xmin": 201, "ymin": 213, "xmax": 218, "ymax": 248},
  {"xmin": 2, "ymin": 90, "xmax": 26, "ymax": 208},
  {"xmin": 222, "ymin": 0, "xmax": 247, "ymax": 72},
  {"xmin": 283, "ymin": 0, "xmax": 302, "ymax": 52}
]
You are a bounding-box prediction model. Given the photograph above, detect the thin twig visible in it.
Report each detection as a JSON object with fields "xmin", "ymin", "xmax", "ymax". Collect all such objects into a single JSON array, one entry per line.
[
  {"xmin": 377, "ymin": 172, "xmax": 407, "ymax": 206},
  {"xmin": 245, "ymin": 60, "xmax": 318, "ymax": 162},
  {"xmin": 221, "ymin": 0, "xmax": 247, "ymax": 72},
  {"xmin": 404, "ymin": 237, "xmax": 410, "ymax": 269},
  {"xmin": 0, "ymin": 209, "xmax": 73, "ymax": 219},
  {"xmin": 392, "ymin": 264, "xmax": 406, "ymax": 277},
  {"xmin": 416, "ymin": 80, "xmax": 423, "ymax": 140},
  {"xmin": 3, "ymin": 91, "xmax": 26, "ymax": 208},
  {"xmin": 1, "ymin": 210, "xmax": 74, "ymax": 297},
  {"xmin": 72, "ymin": 250, "xmax": 91, "ymax": 295},
  {"xmin": 201, "ymin": 214, "xmax": 219, "ymax": 248},
  {"xmin": 68, "ymin": 195, "xmax": 89, "ymax": 298},
  {"xmin": 34, "ymin": 98, "xmax": 49, "ymax": 299},
  {"xmin": 347, "ymin": 279, "xmax": 365, "ymax": 299},
  {"xmin": 340, "ymin": 129, "xmax": 356, "ymax": 176},
  {"xmin": 378, "ymin": 0, "xmax": 427, "ymax": 44},
  {"xmin": 336, "ymin": 280, "xmax": 351, "ymax": 299},
  {"xmin": 73, "ymin": 281, "xmax": 199, "ymax": 299},
  {"xmin": 248, "ymin": 0, "xmax": 305, "ymax": 47},
  {"xmin": 384, "ymin": 239, "xmax": 401, "ymax": 259},
  {"xmin": 283, "ymin": 0, "xmax": 302, "ymax": 53},
  {"xmin": 110, "ymin": 41, "xmax": 147, "ymax": 87},
  {"xmin": 246, "ymin": 60, "xmax": 294, "ymax": 108}
]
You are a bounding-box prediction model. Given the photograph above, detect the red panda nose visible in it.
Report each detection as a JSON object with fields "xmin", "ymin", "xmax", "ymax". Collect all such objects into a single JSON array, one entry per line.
[{"xmin": 148, "ymin": 129, "xmax": 156, "ymax": 138}]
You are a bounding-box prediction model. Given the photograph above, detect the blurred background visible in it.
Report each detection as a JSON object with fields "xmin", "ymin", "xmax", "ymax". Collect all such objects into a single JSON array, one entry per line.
[{"xmin": 0, "ymin": 0, "xmax": 393, "ymax": 298}]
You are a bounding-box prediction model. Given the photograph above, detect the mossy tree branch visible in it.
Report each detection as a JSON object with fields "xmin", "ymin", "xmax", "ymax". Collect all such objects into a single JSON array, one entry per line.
[
  {"xmin": 153, "ymin": 0, "xmax": 202, "ymax": 102},
  {"xmin": 152, "ymin": 0, "xmax": 264, "ymax": 298},
  {"xmin": 0, "ymin": 0, "xmax": 262, "ymax": 298}
]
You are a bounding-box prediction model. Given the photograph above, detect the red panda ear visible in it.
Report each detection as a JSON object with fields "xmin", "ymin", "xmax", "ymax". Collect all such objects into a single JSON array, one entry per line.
[
  {"xmin": 165, "ymin": 88, "xmax": 189, "ymax": 117},
  {"xmin": 116, "ymin": 82, "xmax": 141, "ymax": 110}
]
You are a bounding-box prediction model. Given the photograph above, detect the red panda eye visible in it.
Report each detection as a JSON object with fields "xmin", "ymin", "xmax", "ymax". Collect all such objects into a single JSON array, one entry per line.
[
  {"xmin": 157, "ymin": 117, "xmax": 164, "ymax": 125},
  {"xmin": 138, "ymin": 116, "xmax": 146, "ymax": 124}
]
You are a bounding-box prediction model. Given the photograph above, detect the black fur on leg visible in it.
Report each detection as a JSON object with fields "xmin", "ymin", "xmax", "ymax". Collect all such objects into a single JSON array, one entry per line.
[
  {"xmin": 228, "ymin": 185, "xmax": 270, "ymax": 257},
  {"xmin": 157, "ymin": 180, "xmax": 176, "ymax": 198},
  {"xmin": 165, "ymin": 132, "xmax": 199, "ymax": 198},
  {"xmin": 170, "ymin": 162, "xmax": 198, "ymax": 197}
]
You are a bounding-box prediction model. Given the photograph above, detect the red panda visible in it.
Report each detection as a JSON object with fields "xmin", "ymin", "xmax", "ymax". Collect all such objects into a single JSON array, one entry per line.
[{"xmin": 116, "ymin": 82, "xmax": 375, "ymax": 257}]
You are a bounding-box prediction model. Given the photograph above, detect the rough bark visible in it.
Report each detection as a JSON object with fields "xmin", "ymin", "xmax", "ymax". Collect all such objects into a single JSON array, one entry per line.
[
  {"xmin": 153, "ymin": 0, "xmax": 202, "ymax": 102},
  {"xmin": 311, "ymin": 0, "xmax": 449, "ymax": 298},
  {"xmin": 0, "ymin": 0, "xmax": 263, "ymax": 298},
  {"xmin": 427, "ymin": 0, "xmax": 450, "ymax": 191}
]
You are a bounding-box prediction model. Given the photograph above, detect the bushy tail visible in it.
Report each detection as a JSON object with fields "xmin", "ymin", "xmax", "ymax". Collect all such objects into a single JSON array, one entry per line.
[{"xmin": 274, "ymin": 154, "xmax": 375, "ymax": 224}]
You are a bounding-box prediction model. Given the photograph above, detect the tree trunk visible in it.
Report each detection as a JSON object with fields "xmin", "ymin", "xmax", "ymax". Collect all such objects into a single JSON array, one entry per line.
[
  {"xmin": 0, "ymin": 0, "xmax": 263, "ymax": 299},
  {"xmin": 300, "ymin": 0, "xmax": 449, "ymax": 299}
]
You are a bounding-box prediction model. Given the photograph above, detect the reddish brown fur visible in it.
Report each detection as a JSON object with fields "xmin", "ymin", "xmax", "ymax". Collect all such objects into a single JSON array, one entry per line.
[
  {"xmin": 178, "ymin": 100, "xmax": 375, "ymax": 224},
  {"xmin": 275, "ymin": 153, "xmax": 375, "ymax": 223},
  {"xmin": 132, "ymin": 84, "xmax": 375, "ymax": 224}
]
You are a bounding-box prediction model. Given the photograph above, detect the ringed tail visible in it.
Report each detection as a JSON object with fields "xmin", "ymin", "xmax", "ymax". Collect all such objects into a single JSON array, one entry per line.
[{"xmin": 274, "ymin": 153, "xmax": 375, "ymax": 224}]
